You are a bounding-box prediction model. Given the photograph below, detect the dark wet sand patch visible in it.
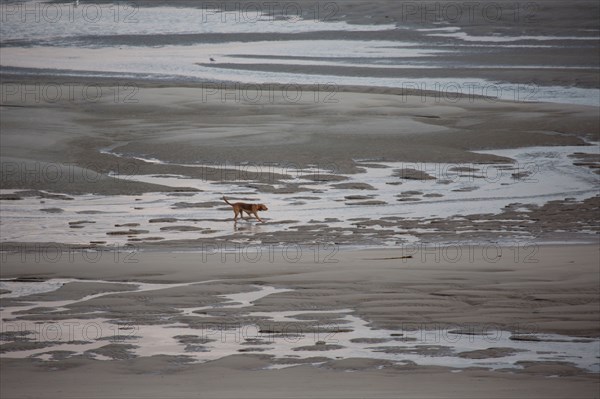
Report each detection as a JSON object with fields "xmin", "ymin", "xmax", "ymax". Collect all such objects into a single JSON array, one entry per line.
[
  {"xmin": 241, "ymin": 339, "xmax": 273, "ymax": 346},
  {"xmin": 69, "ymin": 221, "xmax": 96, "ymax": 227},
  {"xmin": 344, "ymin": 195, "xmax": 374, "ymax": 200},
  {"xmin": 349, "ymin": 338, "xmax": 392, "ymax": 344},
  {"xmin": 398, "ymin": 191, "xmax": 424, "ymax": 196},
  {"xmin": 569, "ymin": 152, "xmax": 600, "ymax": 174},
  {"xmin": 346, "ymin": 200, "xmax": 387, "ymax": 206},
  {"xmin": 85, "ymin": 344, "xmax": 138, "ymax": 360},
  {"xmin": 290, "ymin": 224, "xmax": 330, "ymax": 231},
  {"xmin": 40, "ymin": 208, "xmax": 64, "ymax": 213},
  {"xmin": 458, "ymin": 347, "xmax": 527, "ymax": 359},
  {"xmin": 0, "ymin": 341, "xmax": 59, "ymax": 353},
  {"xmin": 0, "ymin": 194, "xmax": 23, "ymax": 200},
  {"xmin": 159, "ymin": 226, "xmax": 204, "ymax": 232},
  {"xmin": 106, "ymin": 229, "xmax": 149, "ymax": 236},
  {"xmin": 352, "ymin": 220, "xmax": 397, "ymax": 227},
  {"xmin": 413, "ymin": 114, "xmax": 441, "ymax": 119},
  {"xmin": 173, "ymin": 335, "xmax": 214, "ymax": 352},
  {"xmin": 0, "ymin": 331, "xmax": 35, "ymax": 342},
  {"xmin": 331, "ymin": 182, "xmax": 376, "ymax": 190},
  {"xmin": 238, "ymin": 347, "xmax": 271, "ymax": 353},
  {"xmin": 509, "ymin": 335, "xmax": 542, "ymax": 342},
  {"xmin": 299, "ymin": 174, "xmax": 347, "ymax": 182},
  {"xmin": 449, "ymin": 166, "xmax": 480, "ymax": 173},
  {"xmin": 174, "ymin": 335, "xmax": 215, "ymax": 345},
  {"xmin": 3, "ymin": 190, "xmax": 74, "ymax": 201},
  {"xmin": 293, "ymin": 344, "xmax": 345, "ymax": 352},
  {"xmin": 511, "ymin": 171, "xmax": 532, "ymax": 180},
  {"xmin": 149, "ymin": 218, "xmax": 179, "ymax": 223},
  {"xmin": 452, "ymin": 187, "xmax": 479, "ymax": 193},
  {"xmin": 393, "ymin": 169, "xmax": 436, "ymax": 180},
  {"xmin": 371, "ymin": 345, "xmax": 454, "ymax": 356},
  {"xmin": 149, "ymin": 218, "xmax": 210, "ymax": 223}
]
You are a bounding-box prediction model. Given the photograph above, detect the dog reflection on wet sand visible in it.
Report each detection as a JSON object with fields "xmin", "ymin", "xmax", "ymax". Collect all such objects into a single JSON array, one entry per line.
[{"xmin": 222, "ymin": 196, "xmax": 268, "ymax": 223}]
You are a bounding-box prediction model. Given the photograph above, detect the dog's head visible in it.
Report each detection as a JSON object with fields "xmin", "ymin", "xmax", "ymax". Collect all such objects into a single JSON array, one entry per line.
[{"xmin": 258, "ymin": 204, "xmax": 268, "ymax": 211}]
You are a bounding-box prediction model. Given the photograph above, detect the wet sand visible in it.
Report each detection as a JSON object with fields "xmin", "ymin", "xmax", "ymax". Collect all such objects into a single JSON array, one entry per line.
[
  {"xmin": 1, "ymin": 81, "xmax": 597, "ymax": 193},
  {"xmin": 1, "ymin": 1, "xmax": 600, "ymax": 396},
  {"xmin": 1, "ymin": 245, "xmax": 599, "ymax": 398},
  {"xmin": 1, "ymin": 77, "xmax": 599, "ymax": 399},
  {"xmin": 2, "ymin": 81, "xmax": 598, "ymax": 248},
  {"xmin": 4, "ymin": 0, "xmax": 598, "ymax": 98}
]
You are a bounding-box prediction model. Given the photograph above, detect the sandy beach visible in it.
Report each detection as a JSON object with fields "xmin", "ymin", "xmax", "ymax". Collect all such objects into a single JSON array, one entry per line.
[
  {"xmin": 1, "ymin": 245, "xmax": 599, "ymax": 398},
  {"xmin": 1, "ymin": 0, "xmax": 599, "ymax": 398},
  {"xmin": 1, "ymin": 82, "xmax": 598, "ymax": 248},
  {"xmin": 1, "ymin": 81, "xmax": 598, "ymax": 399}
]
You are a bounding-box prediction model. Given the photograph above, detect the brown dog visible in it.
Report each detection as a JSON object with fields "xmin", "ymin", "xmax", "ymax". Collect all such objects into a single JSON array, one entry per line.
[{"xmin": 223, "ymin": 196, "xmax": 268, "ymax": 223}]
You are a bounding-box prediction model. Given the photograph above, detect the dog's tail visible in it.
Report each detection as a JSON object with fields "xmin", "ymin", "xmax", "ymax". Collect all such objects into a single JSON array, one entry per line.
[{"xmin": 222, "ymin": 196, "xmax": 233, "ymax": 206}]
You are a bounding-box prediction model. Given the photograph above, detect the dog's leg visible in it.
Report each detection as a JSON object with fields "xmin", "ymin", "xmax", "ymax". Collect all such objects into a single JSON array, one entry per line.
[{"xmin": 252, "ymin": 211, "xmax": 263, "ymax": 223}]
